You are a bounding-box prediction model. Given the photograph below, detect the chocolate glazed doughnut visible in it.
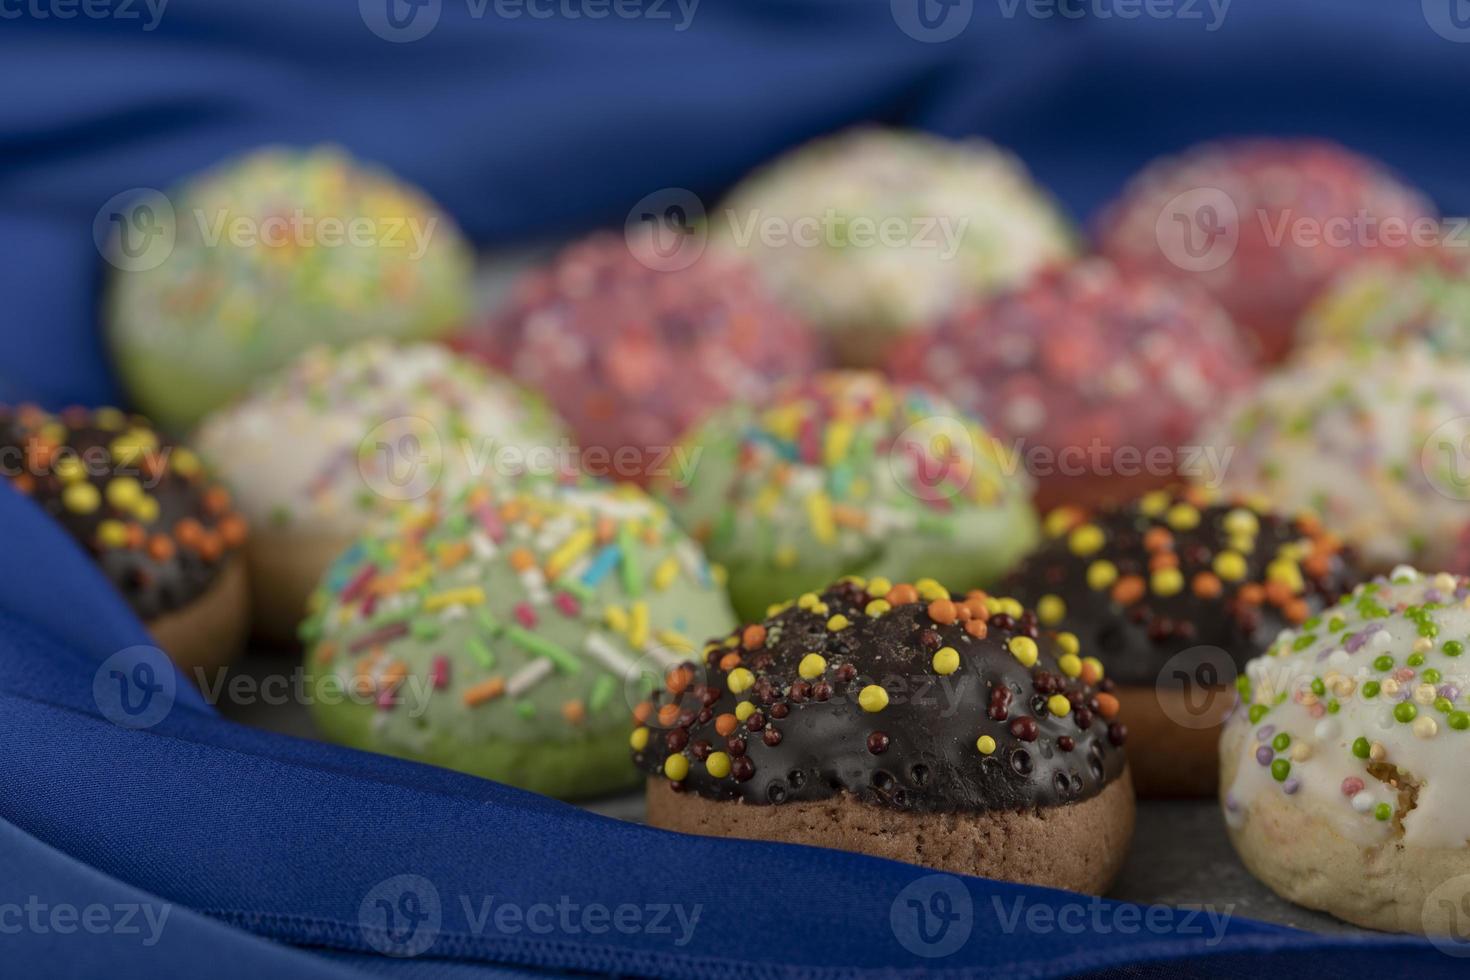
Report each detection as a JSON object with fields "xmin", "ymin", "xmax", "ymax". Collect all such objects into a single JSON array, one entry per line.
[
  {"xmin": 1005, "ymin": 487, "xmax": 1362, "ymax": 798},
  {"xmin": 633, "ymin": 576, "xmax": 1134, "ymax": 894}
]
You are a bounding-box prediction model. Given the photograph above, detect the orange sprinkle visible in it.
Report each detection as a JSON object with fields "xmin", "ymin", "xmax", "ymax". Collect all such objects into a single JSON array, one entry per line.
[
  {"xmin": 202, "ymin": 485, "xmax": 231, "ymax": 516},
  {"xmin": 964, "ymin": 618, "xmax": 988, "ymax": 639},
  {"xmin": 1302, "ymin": 553, "xmax": 1330, "ymax": 578},
  {"xmin": 1263, "ymin": 580, "xmax": 1295, "ymax": 607},
  {"xmin": 12, "ymin": 473, "xmax": 33, "ymax": 495},
  {"xmin": 173, "ymin": 517, "xmax": 205, "ymax": 549},
  {"xmin": 1192, "ymin": 572, "xmax": 1223, "ymax": 599},
  {"xmin": 719, "ymin": 652, "xmax": 743, "ymax": 671},
  {"xmin": 1111, "ymin": 576, "xmax": 1146, "ymax": 605},
  {"xmin": 508, "ymin": 547, "xmax": 536, "ymax": 573},
  {"xmin": 886, "ymin": 584, "xmax": 919, "ymax": 605},
  {"xmin": 666, "ymin": 665, "xmax": 693, "ymax": 695},
  {"xmin": 1148, "ymin": 552, "xmax": 1179, "ymax": 571},
  {"xmin": 632, "ymin": 701, "xmax": 653, "ymax": 725},
  {"xmin": 1283, "ymin": 599, "xmax": 1310, "ymax": 624},
  {"xmin": 714, "ymin": 713, "xmax": 738, "ymax": 736},
  {"xmin": 380, "ymin": 660, "xmax": 408, "ymax": 690},
  {"xmin": 926, "ymin": 598, "xmax": 957, "ymax": 625},
  {"xmin": 742, "ymin": 624, "xmax": 766, "ymax": 650},
  {"xmin": 963, "ymin": 595, "xmax": 990, "ymax": 621},
  {"xmin": 596, "ymin": 516, "xmax": 617, "ymax": 543},
  {"xmin": 437, "ymin": 540, "xmax": 471, "ymax": 569},
  {"xmin": 316, "ymin": 641, "xmax": 337, "ymax": 666},
  {"xmin": 197, "ymin": 532, "xmax": 223, "ymax": 563},
  {"xmin": 954, "ymin": 603, "xmax": 971, "ymax": 621},
  {"xmin": 1295, "ymin": 512, "xmax": 1322, "ymax": 535},
  {"xmin": 1080, "ymin": 659, "xmax": 1104, "ymax": 686},
  {"xmin": 500, "ymin": 500, "xmax": 524, "ymax": 523},
  {"xmin": 831, "ymin": 504, "xmax": 869, "ymax": 529},
  {"xmin": 1143, "ymin": 527, "xmax": 1174, "ymax": 553},
  {"xmin": 147, "ymin": 535, "xmax": 174, "ymax": 561},
  {"xmin": 1095, "ymin": 692, "xmax": 1120, "ymax": 720},
  {"xmin": 217, "ymin": 514, "xmax": 248, "ymax": 549},
  {"xmin": 125, "ymin": 522, "xmax": 147, "ymax": 549},
  {"xmin": 1238, "ymin": 584, "xmax": 1265, "ymax": 606},
  {"xmin": 463, "ymin": 677, "xmax": 506, "ymax": 707},
  {"xmin": 562, "ymin": 700, "xmax": 586, "ymax": 725},
  {"xmin": 657, "ymin": 703, "xmax": 681, "ymax": 728}
]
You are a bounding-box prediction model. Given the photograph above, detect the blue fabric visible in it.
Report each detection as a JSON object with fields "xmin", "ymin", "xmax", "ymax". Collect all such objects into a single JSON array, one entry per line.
[{"xmin": 4, "ymin": 2, "xmax": 1470, "ymax": 977}]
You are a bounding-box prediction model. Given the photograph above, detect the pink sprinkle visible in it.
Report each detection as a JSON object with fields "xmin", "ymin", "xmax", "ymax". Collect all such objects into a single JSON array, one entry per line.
[
  {"xmin": 361, "ymin": 594, "xmax": 378, "ymax": 617},
  {"xmin": 514, "ymin": 602, "xmax": 537, "ymax": 628},
  {"xmin": 554, "ymin": 592, "xmax": 580, "ymax": 618},
  {"xmin": 340, "ymin": 563, "xmax": 378, "ymax": 602},
  {"xmin": 376, "ymin": 686, "xmax": 397, "ymax": 710},
  {"xmin": 431, "ymin": 655, "xmax": 450, "ymax": 690},
  {"xmin": 1393, "ymin": 667, "xmax": 1415, "ymax": 682},
  {"xmin": 1307, "ymin": 702, "xmax": 1325, "ymax": 718},
  {"xmin": 797, "ymin": 417, "xmax": 820, "ymax": 464},
  {"xmin": 1342, "ymin": 777, "xmax": 1364, "ymax": 796},
  {"xmin": 475, "ymin": 502, "xmax": 505, "ymax": 543}
]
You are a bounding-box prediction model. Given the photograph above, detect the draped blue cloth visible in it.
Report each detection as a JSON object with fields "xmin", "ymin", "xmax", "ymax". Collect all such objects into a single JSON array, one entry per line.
[{"xmin": 3, "ymin": 2, "xmax": 1470, "ymax": 976}]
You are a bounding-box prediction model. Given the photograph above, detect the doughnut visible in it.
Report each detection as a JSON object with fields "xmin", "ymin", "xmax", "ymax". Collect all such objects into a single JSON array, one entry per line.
[
  {"xmin": 1298, "ymin": 247, "xmax": 1470, "ymax": 358},
  {"xmin": 300, "ymin": 481, "xmax": 734, "ymax": 799},
  {"xmin": 1222, "ymin": 567, "xmax": 1470, "ymax": 935},
  {"xmin": 889, "ymin": 259, "xmax": 1258, "ymax": 510},
  {"xmin": 660, "ymin": 371, "xmax": 1039, "ymax": 623},
  {"xmin": 716, "ymin": 128, "xmax": 1076, "ymax": 362},
  {"xmin": 195, "ymin": 340, "xmax": 566, "ymax": 643},
  {"xmin": 455, "ymin": 232, "xmax": 824, "ymax": 485},
  {"xmin": 633, "ymin": 576, "xmax": 1134, "ymax": 893},
  {"xmin": 0, "ymin": 405, "xmax": 248, "ymax": 670},
  {"xmin": 1198, "ymin": 344, "xmax": 1470, "ymax": 573},
  {"xmin": 1098, "ymin": 139, "xmax": 1432, "ymax": 362},
  {"xmin": 1004, "ymin": 488, "xmax": 1362, "ymax": 797},
  {"xmin": 106, "ymin": 146, "xmax": 474, "ymax": 430}
]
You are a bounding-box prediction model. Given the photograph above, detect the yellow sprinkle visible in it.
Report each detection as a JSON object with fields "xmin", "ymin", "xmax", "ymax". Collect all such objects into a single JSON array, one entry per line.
[
  {"xmin": 1037, "ymin": 594, "xmax": 1066, "ymax": 626},
  {"xmin": 727, "ymin": 667, "xmax": 755, "ymax": 694},
  {"xmin": 867, "ymin": 577, "xmax": 892, "ymax": 597},
  {"xmin": 1166, "ymin": 503, "xmax": 1200, "ymax": 531},
  {"xmin": 604, "ymin": 605, "xmax": 629, "ymax": 633},
  {"xmin": 932, "ymin": 646, "xmax": 960, "ymax": 675},
  {"xmin": 705, "ymin": 751, "xmax": 732, "ymax": 778},
  {"xmin": 858, "ymin": 684, "xmax": 889, "ymax": 712},
  {"xmin": 652, "ymin": 555, "xmax": 679, "ymax": 591},
  {"xmin": 664, "ymin": 754, "xmax": 690, "ymax": 781},
  {"xmin": 1047, "ymin": 694, "xmax": 1072, "ymax": 717},
  {"xmin": 1086, "ymin": 560, "xmax": 1118, "ymax": 591},
  {"xmin": 810, "ymin": 601, "xmax": 829, "ymax": 616},
  {"xmin": 170, "ymin": 447, "xmax": 201, "ymax": 477},
  {"xmin": 1056, "ymin": 632, "xmax": 1080, "ymax": 657},
  {"xmin": 823, "ymin": 421, "xmax": 854, "ymax": 468},
  {"xmin": 999, "ymin": 598, "xmax": 1023, "ymax": 618},
  {"xmin": 96, "ymin": 519, "xmax": 129, "ymax": 549},
  {"xmin": 62, "ymin": 482, "xmax": 100, "ymax": 514},
  {"xmin": 1138, "ymin": 490, "xmax": 1170, "ymax": 516},
  {"xmin": 774, "ymin": 543, "xmax": 798, "ymax": 569},
  {"xmin": 827, "ymin": 614, "xmax": 850, "ymax": 632},
  {"xmin": 629, "ymin": 601, "xmax": 649, "ymax": 650},
  {"xmin": 53, "ymin": 456, "xmax": 86, "ymax": 483},
  {"xmin": 1213, "ymin": 551, "xmax": 1248, "ymax": 582},
  {"xmin": 1082, "ymin": 656, "xmax": 1105, "ymax": 681},
  {"xmin": 976, "ymin": 734, "xmax": 997, "ymax": 755},
  {"xmin": 1266, "ymin": 558, "xmax": 1304, "ymax": 593},
  {"xmin": 797, "ymin": 592, "xmax": 820, "ymax": 609},
  {"xmin": 423, "ymin": 586, "xmax": 485, "ymax": 612},
  {"xmin": 134, "ymin": 494, "xmax": 159, "ymax": 524},
  {"xmin": 629, "ymin": 727, "xmax": 650, "ymax": 751},
  {"xmin": 735, "ymin": 700, "xmax": 756, "ymax": 721},
  {"xmin": 1008, "ymin": 636, "xmax": 1038, "ymax": 667},
  {"xmin": 864, "ymin": 599, "xmax": 891, "ymax": 618},
  {"xmin": 657, "ymin": 629, "xmax": 692, "ymax": 654},
  {"xmin": 1223, "ymin": 508, "xmax": 1259, "ymax": 538},
  {"xmin": 94, "ymin": 407, "xmax": 127, "ymax": 430},
  {"xmin": 1068, "ymin": 524, "xmax": 1105, "ymax": 556},
  {"xmin": 1152, "ymin": 567, "xmax": 1184, "ymax": 597},
  {"xmin": 799, "ymin": 653, "xmax": 827, "ymax": 680},
  {"xmin": 806, "ymin": 493, "xmax": 837, "ymax": 545},
  {"xmin": 914, "ymin": 578, "xmax": 948, "ymax": 602},
  {"xmin": 545, "ymin": 527, "xmax": 594, "ymax": 579},
  {"xmin": 1058, "ymin": 653, "xmax": 1082, "ymax": 678},
  {"xmin": 1228, "ymin": 534, "xmax": 1258, "ymax": 555},
  {"xmin": 105, "ymin": 477, "xmax": 143, "ymax": 510},
  {"xmin": 1044, "ymin": 506, "xmax": 1082, "ymax": 537}
]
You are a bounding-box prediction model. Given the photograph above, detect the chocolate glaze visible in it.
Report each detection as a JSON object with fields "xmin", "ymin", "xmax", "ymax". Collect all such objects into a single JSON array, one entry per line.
[
  {"xmin": 632, "ymin": 580, "xmax": 1128, "ymax": 812},
  {"xmin": 1004, "ymin": 494, "xmax": 1362, "ymax": 688},
  {"xmin": 0, "ymin": 406, "xmax": 244, "ymax": 619}
]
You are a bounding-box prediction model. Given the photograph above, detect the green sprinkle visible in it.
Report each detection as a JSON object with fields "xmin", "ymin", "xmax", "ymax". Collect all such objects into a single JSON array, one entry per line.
[
  {"xmin": 589, "ymin": 674, "xmax": 617, "ymax": 712},
  {"xmin": 1444, "ymin": 640, "xmax": 1464, "ymax": 657},
  {"xmin": 1292, "ymin": 634, "xmax": 1318, "ymax": 651},
  {"xmin": 1449, "ymin": 711, "xmax": 1470, "ymax": 731},
  {"xmin": 618, "ymin": 523, "xmax": 643, "ymax": 599},
  {"xmin": 1407, "ymin": 653, "xmax": 1425, "ymax": 668},
  {"xmin": 1327, "ymin": 699, "xmax": 1340, "ymax": 714},
  {"xmin": 1272, "ymin": 733, "xmax": 1291, "ymax": 752},
  {"xmin": 476, "ymin": 608, "xmax": 504, "ymax": 636},
  {"xmin": 1362, "ymin": 681, "xmax": 1381, "ymax": 698},
  {"xmin": 1248, "ymin": 704, "xmax": 1269, "ymax": 724},
  {"xmin": 1373, "ymin": 655, "xmax": 1394, "ymax": 672},
  {"xmin": 516, "ymin": 701, "xmax": 536, "ymax": 719},
  {"xmin": 506, "ymin": 625, "xmax": 583, "ymax": 674},
  {"xmin": 1374, "ymin": 803, "xmax": 1392, "ymax": 822},
  {"xmin": 1328, "ymin": 615, "xmax": 1347, "ymax": 633},
  {"xmin": 1270, "ymin": 759, "xmax": 1291, "ymax": 782},
  {"xmin": 1418, "ymin": 622, "xmax": 1439, "ymax": 638},
  {"xmin": 1236, "ymin": 675, "xmax": 1252, "ymax": 696},
  {"xmin": 411, "ymin": 619, "xmax": 442, "ymax": 641},
  {"xmin": 1423, "ymin": 668, "xmax": 1442, "ymax": 684},
  {"xmin": 1435, "ymin": 697, "xmax": 1454, "ymax": 714},
  {"xmin": 1310, "ymin": 678, "xmax": 1326, "ymax": 697},
  {"xmin": 1302, "ymin": 615, "xmax": 1322, "ymax": 631},
  {"xmin": 1352, "ymin": 737, "xmax": 1371, "ymax": 758},
  {"xmin": 468, "ymin": 637, "xmax": 495, "ymax": 669},
  {"xmin": 1394, "ymin": 702, "xmax": 1418, "ymax": 723}
]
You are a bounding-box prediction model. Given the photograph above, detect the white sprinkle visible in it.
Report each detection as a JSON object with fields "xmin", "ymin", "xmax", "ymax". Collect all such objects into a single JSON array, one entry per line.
[
  {"xmin": 506, "ymin": 658, "xmax": 554, "ymax": 697},
  {"xmin": 584, "ymin": 632, "xmax": 639, "ymax": 679},
  {"xmin": 1351, "ymin": 791, "xmax": 1375, "ymax": 813},
  {"xmin": 1314, "ymin": 718, "xmax": 1340, "ymax": 741}
]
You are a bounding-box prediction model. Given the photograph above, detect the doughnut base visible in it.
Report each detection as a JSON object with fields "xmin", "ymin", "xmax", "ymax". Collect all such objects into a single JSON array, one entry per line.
[
  {"xmin": 146, "ymin": 557, "xmax": 249, "ymax": 675},
  {"xmin": 1114, "ymin": 683, "xmax": 1235, "ymax": 799},
  {"xmin": 646, "ymin": 767, "xmax": 1135, "ymax": 895},
  {"xmin": 245, "ymin": 527, "xmax": 353, "ymax": 647}
]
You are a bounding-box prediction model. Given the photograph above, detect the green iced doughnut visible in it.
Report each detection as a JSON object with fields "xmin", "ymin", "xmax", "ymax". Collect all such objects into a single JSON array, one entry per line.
[
  {"xmin": 660, "ymin": 371, "xmax": 1039, "ymax": 622},
  {"xmin": 300, "ymin": 481, "xmax": 735, "ymax": 799}
]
